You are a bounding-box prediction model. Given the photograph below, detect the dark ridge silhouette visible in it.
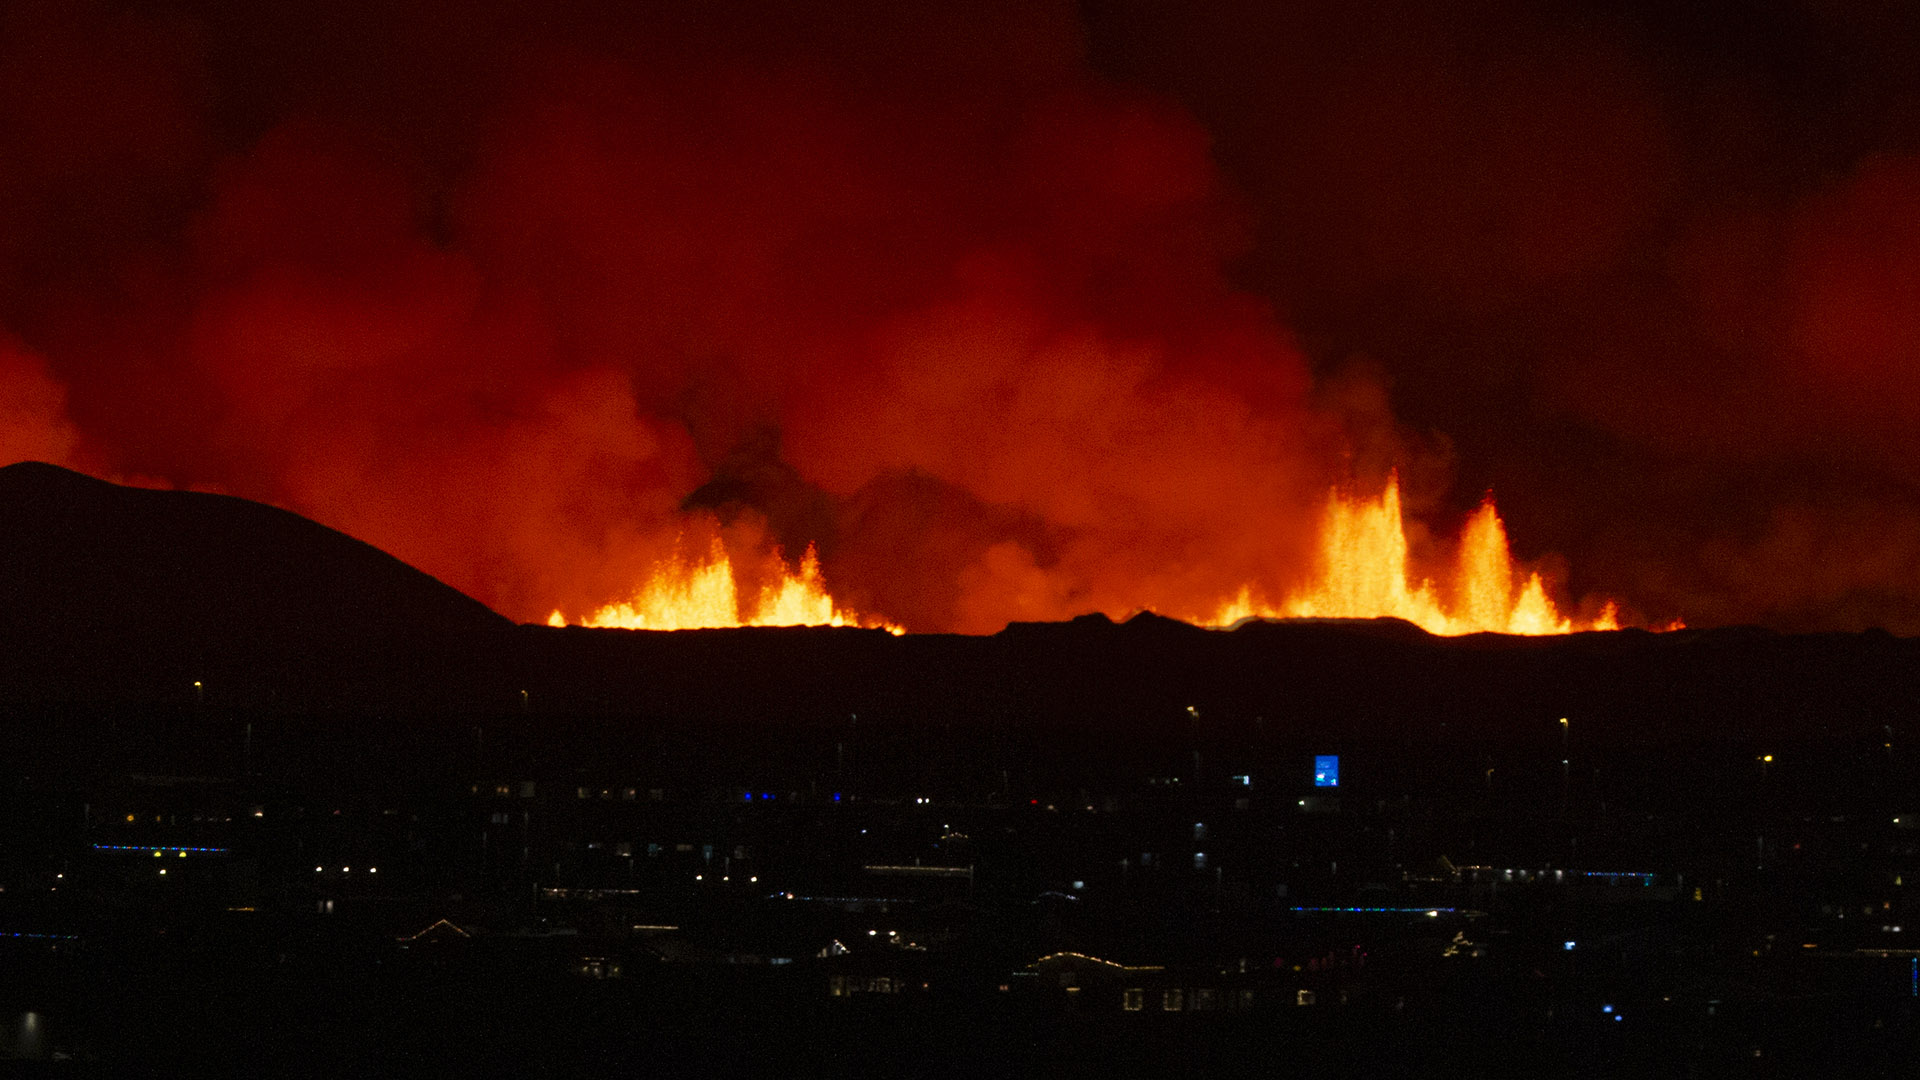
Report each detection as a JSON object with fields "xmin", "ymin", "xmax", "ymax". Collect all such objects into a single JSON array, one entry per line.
[
  {"xmin": 1, "ymin": 462, "xmax": 1916, "ymax": 779},
  {"xmin": 507, "ymin": 609, "xmax": 1919, "ymax": 760},
  {"xmin": 0, "ymin": 461, "xmax": 512, "ymax": 709}
]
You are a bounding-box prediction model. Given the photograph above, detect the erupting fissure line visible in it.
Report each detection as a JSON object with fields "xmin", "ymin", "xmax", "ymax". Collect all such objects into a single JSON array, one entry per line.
[
  {"xmin": 1208, "ymin": 475, "xmax": 1624, "ymax": 636},
  {"xmin": 547, "ymin": 539, "xmax": 900, "ymax": 634},
  {"xmin": 548, "ymin": 475, "xmax": 1651, "ymax": 636}
]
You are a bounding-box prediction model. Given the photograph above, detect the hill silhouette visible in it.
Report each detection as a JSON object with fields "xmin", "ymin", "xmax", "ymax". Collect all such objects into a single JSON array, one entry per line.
[
  {"xmin": 0, "ymin": 461, "xmax": 511, "ymax": 709},
  {"xmin": 1, "ymin": 462, "xmax": 1916, "ymax": 773}
]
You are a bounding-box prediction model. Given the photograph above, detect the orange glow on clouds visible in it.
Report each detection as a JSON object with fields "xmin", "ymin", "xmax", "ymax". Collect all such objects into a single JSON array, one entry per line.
[{"xmin": 549, "ymin": 475, "xmax": 1645, "ymax": 637}]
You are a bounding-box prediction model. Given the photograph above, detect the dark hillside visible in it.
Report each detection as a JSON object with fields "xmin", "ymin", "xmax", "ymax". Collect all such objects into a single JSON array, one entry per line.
[
  {"xmin": 1, "ymin": 463, "xmax": 1915, "ymax": 782},
  {"xmin": 0, "ymin": 461, "xmax": 512, "ymax": 710}
]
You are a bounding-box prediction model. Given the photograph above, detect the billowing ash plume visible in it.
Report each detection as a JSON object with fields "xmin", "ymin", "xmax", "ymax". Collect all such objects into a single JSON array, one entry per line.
[
  {"xmin": 1089, "ymin": 0, "xmax": 1920, "ymax": 633},
  {"xmin": 4, "ymin": 0, "xmax": 1919, "ymax": 632}
]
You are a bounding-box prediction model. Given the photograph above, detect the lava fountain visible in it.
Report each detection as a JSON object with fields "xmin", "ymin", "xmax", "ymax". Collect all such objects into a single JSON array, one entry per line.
[
  {"xmin": 1209, "ymin": 475, "xmax": 1628, "ymax": 635},
  {"xmin": 549, "ymin": 539, "xmax": 898, "ymax": 633},
  {"xmin": 551, "ymin": 475, "xmax": 1653, "ymax": 636}
]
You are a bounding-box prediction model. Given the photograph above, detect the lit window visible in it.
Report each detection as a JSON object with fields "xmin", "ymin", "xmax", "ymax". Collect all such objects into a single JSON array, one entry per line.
[
  {"xmin": 1162, "ymin": 989, "xmax": 1184, "ymax": 1011},
  {"xmin": 1314, "ymin": 755, "xmax": 1340, "ymax": 787},
  {"xmin": 1122, "ymin": 989, "xmax": 1145, "ymax": 1011}
]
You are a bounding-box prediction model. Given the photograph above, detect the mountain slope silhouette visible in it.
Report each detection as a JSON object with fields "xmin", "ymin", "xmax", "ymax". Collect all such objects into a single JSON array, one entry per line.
[{"xmin": 0, "ymin": 461, "xmax": 510, "ymax": 708}]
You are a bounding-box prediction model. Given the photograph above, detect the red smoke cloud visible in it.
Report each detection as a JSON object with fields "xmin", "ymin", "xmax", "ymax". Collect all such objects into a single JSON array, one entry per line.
[
  {"xmin": 0, "ymin": 0, "xmax": 1340, "ymax": 632},
  {"xmin": 0, "ymin": 335, "xmax": 77, "ymax": 469},
  {"xmin": 8, "ymin": 0, "xmax": 1920, "ymax": 633},
  {"xmin": 1089, "ymin": 0, "xmax": 1920, "ymax": 634}
]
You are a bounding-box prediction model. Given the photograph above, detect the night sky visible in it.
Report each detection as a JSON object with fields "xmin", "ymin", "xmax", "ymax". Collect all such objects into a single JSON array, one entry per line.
[{"xmin": 3, "ymin": 0, "xmax": 1919, "ymax": 634}]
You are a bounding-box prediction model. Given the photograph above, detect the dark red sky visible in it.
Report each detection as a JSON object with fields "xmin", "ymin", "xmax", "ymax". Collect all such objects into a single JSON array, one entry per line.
[{"xmin": 3, "ymin": 0, "xmax": 1919, "ymax": 633}]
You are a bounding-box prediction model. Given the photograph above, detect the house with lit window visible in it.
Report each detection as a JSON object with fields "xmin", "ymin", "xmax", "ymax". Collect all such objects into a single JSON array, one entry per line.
[{"xmin": 1023, "ymin": 948, "xmax": 1346, "ymax": 1014}]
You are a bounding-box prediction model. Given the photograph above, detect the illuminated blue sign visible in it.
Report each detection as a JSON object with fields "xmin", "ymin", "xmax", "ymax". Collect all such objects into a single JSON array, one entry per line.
[{"xmin": 1313, "ymin": 755, "xmax": 1340, "ymax": 788}]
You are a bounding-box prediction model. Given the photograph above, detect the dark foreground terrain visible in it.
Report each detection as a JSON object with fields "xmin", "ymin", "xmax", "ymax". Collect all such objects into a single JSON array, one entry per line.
[{"xmin": 3, "ymin": 461, "xmax": 1920, "ymax": 1075}]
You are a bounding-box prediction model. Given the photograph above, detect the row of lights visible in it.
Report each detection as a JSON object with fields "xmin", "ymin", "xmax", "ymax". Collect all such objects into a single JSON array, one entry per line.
[{"xmin": 93, "ymin": 844, "xmax": 229, "ymax": 854}]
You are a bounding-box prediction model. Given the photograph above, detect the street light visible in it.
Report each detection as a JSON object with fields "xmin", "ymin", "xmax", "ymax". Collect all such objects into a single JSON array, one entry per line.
[{"xmin": 1559, "ymin": 718, "xmax": 1570, "ymax": 807}]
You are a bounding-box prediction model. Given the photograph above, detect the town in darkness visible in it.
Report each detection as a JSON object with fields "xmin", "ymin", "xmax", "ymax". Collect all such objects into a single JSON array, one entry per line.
[{"xmin": 4, "ymin": 0, "xmax": 1920, "ymax": 1074}]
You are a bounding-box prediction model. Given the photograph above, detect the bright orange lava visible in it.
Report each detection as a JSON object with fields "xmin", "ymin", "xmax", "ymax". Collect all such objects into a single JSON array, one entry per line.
[
  {"xmin": 551, "ymin": 475, "xmax": 1657, "ymax": 636},
  {"xmin": 548, "ymin": 539, "xmax": 901, "ymax": 633},
  {"xmin": 1208, "ymin": 475, "xmax": 1628, "ymax": 635}
]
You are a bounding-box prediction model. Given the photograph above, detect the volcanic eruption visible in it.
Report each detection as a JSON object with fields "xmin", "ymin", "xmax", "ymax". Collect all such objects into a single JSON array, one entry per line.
[
  {"xmin": 546, "ymin": 475, "xmax": 1624, "ymax": 635},
  {"xmin": 7, "ymin": 0, "xmax": 1919, "ymax": 635}
]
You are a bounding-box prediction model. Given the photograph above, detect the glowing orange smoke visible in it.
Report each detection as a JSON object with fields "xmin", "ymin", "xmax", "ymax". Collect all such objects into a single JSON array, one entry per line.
[
  {"xmin": 549, "ymin": 476, "xmax": 1648, "ymax": 637},
  {"xmin": 1209, "ymin": 475, "xmax": 1628, "ymax": 636},
  {"xmin": 548, "ymin": 539, "xmax": 900, "ymax": 633}
]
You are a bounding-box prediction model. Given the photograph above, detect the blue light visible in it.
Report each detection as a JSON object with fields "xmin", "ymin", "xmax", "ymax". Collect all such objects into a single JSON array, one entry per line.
[
  {"xmin": 1583, "ymin": 871, "xmax": 1656, "ymax": 886},
  {"xmin": 1313, "ymin": 755, "xmax": 1340, "ymax": 788},
  {"xmin": 832, "ymin": 793, "xmax": 842, "ymax": 803},
  {"xmin": 1564, "ymin": 941, "xmax": 1576, "ymax": 950},
  {"xmin": 90, "ymin": 844, "xmax": 228, "ymax": 855},
  {"xmin": 1602, "ymin": 1004, "xmax": 1614, "ymax": 1014}
]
